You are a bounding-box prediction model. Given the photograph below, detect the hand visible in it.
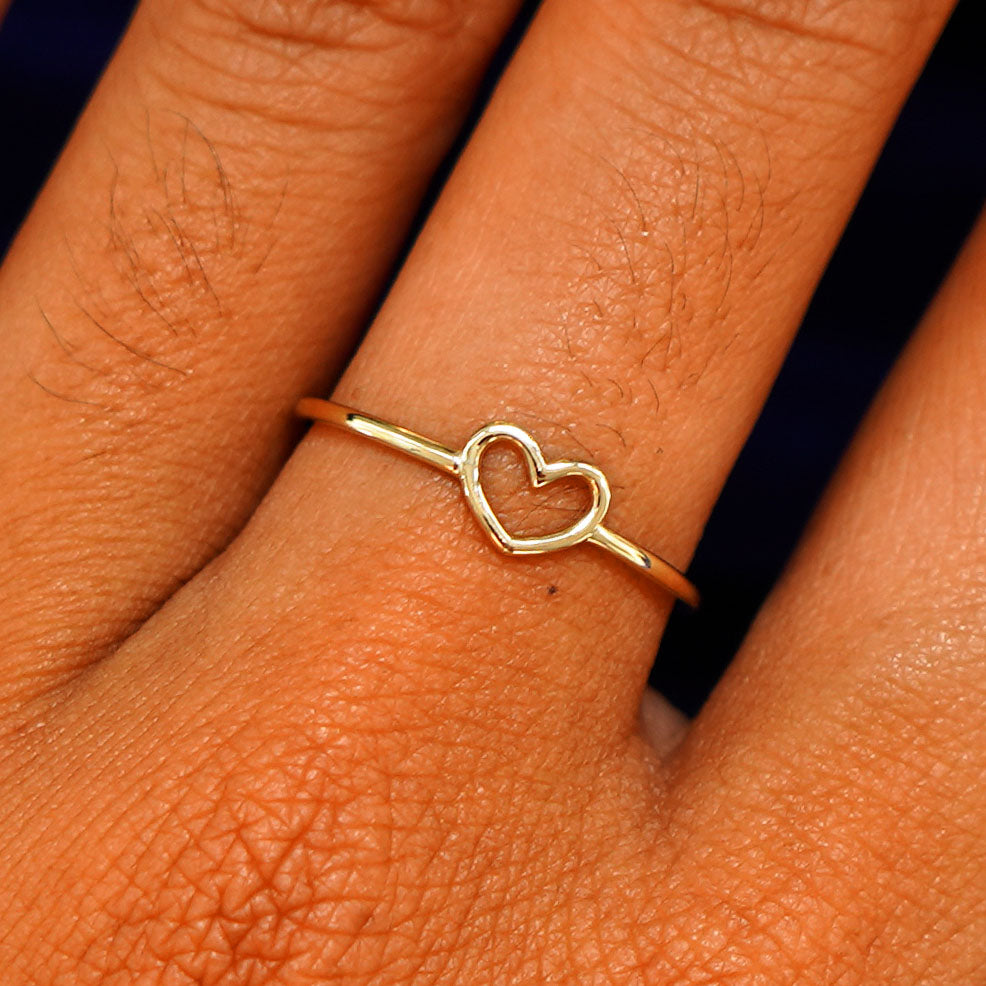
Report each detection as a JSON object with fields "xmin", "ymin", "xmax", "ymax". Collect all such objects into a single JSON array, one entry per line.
[{"xmin": 0, "ymin": 0, "xmax": 981, "ymax": 981}]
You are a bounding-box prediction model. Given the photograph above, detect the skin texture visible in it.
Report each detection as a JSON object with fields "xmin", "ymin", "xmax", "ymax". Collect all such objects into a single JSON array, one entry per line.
[{"xmin": 0, "ymin": 0, "xmax": 984, "ymax": 982}]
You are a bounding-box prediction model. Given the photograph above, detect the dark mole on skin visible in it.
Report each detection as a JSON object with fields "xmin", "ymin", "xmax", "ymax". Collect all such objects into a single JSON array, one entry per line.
[{"xmin": 547, "ymin": 585, "xmax": 559, "ymax": 596}]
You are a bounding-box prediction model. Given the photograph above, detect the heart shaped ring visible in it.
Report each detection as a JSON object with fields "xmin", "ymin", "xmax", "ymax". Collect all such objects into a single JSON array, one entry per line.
[
  {"xmin": 459, "ymin": 422, "xmax": 611, "ymax": 556},
  {"xmin": 296, "ymin": 399, "xmax": 699, "ymax": 607}
]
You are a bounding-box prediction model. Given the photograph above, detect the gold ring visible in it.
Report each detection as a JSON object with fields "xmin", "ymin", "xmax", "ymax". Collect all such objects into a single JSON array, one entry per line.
[{"xmin": 296, "ymin": 398, "xmax": 699, "ymax": 608}]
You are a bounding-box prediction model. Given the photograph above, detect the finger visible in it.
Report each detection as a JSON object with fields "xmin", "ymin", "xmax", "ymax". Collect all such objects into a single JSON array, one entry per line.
[
  {"xmin": 0, "ymin": 0, "xmax": 525, "ymax": 694},
  {"xmin": 10, "ymin": 3, "xmax": 964, "ymax": 978},
  {"xmin": 671, "ymin": 207, "xmax": 986, "ymax": 979},
  {"xmin": 107, "ymin": 0, "xmax": 955, "ymax": 742}
]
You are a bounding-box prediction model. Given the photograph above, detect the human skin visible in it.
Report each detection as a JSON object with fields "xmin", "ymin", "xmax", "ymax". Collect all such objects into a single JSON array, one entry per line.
[{"xmin": 0, "ymin": 0, "xmax": 984, "ymax": 981}]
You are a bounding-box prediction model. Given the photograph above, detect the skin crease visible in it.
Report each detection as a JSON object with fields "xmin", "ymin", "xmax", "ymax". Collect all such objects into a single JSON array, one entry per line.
[
  {"xmin": 0, "ymin": 0, "xmax": 528, "ymax": 690},
  {"xmin": 0, "ymin": 0, "xmax": 985, "ymax": 983}
]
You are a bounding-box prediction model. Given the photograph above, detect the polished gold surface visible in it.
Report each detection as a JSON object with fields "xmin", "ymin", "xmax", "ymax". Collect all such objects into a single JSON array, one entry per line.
[{"xmin": 296, "ymin": 398, "xmax": 699, "ymax": 607}]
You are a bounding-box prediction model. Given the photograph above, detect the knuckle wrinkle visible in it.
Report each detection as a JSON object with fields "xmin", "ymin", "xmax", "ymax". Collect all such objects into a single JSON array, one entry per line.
[
  {"xmin": 195, "ymin": 0, "xmax": 470, "ymax": 51},
  {"xmin": 683, "ymin": 0, "xmax": 932, "ymax": 52}
]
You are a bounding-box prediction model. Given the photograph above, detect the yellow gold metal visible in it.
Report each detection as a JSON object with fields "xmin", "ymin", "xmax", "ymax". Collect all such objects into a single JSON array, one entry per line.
[{"xmin": 296, "ymin": 398, "xmax": 699, "ymax": 607}]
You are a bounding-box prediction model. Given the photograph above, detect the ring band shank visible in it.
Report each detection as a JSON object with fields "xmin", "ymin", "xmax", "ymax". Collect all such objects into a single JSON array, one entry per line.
[
  {"xmin": 296, "ymin": 398, "xmax": 460, "ymax": 475},
  {"xmin": 588, "ymin": 526, "xmax": 699, "ymax": 608},
  {"xmin": 296, "ymin": 398, "xmax": 699, "ymax": 607}
]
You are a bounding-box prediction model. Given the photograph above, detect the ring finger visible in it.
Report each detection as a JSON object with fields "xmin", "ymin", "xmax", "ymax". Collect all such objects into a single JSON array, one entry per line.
[
  {"xmin": 167, "ymin": 0, "xmax": 959, "ymax": 731},
  {"xmin": 10, "ymin": 0, "xmax": 960, "ymax": 977}
]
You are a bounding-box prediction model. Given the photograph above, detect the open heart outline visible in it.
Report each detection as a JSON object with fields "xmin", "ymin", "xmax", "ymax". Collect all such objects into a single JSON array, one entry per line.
[{"xmin": 458, "ymin": 423, "xmax": 611, "ymax": 555}]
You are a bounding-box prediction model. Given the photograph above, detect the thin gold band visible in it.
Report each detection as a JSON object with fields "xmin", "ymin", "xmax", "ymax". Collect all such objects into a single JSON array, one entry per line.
[{"xmin": 296, "ymin": 398, "xmax": 699, "ymax": 608}]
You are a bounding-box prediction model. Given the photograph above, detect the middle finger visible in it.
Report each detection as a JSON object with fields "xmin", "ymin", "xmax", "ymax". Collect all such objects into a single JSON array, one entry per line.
[{"xmin": 0, "ymin": 0, "xmax": 525, "ymax": 698}]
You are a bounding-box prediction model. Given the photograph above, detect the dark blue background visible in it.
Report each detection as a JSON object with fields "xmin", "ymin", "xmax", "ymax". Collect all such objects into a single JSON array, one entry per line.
[{"xmin": 0, "ymin": 0, "xmax": 982, "ymax": 714}]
